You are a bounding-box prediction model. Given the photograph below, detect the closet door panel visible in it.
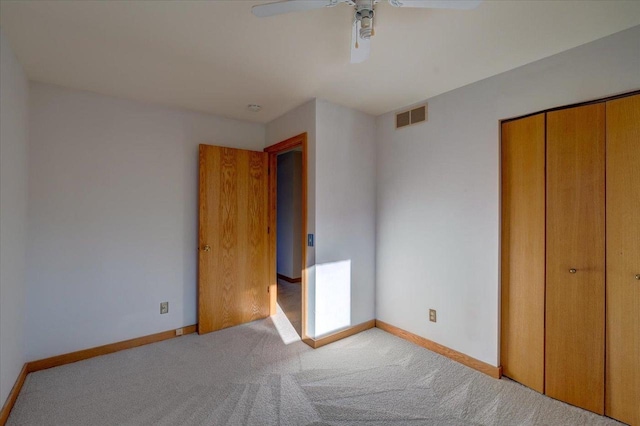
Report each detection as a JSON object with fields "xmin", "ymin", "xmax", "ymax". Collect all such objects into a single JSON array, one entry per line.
[
  {"xmin": 545, "ymin": 103, "xmax": 605, "ymax": 414},
  {"xmin": 606, "ymin": 94, "xmax": 640, "ymax": 426},
  {"xmin": 500, "ymin": 114, "xmax": 546, "ymax": 393}
]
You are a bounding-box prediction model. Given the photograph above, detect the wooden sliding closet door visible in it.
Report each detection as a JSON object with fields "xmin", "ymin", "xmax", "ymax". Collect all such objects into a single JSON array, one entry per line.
[
  {"xmin": 500, "ymin": 114, "xmax": 545, "ymax": 393},
  {"xmin": 605, "ymin": 94, "xmax": 640, "ymax": 426},
  {"xmin": 545, "ymin": 103, "xmax": 605, "ymax": 414}
]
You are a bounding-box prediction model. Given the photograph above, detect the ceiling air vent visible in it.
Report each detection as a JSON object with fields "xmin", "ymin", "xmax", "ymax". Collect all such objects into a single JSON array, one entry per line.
[
  {"xmin": 396, "ymin": 110, "xmax": 410, "ymax": 128},
  {"xmin": 396, "ymin": 104, "xmax": 428, "ymax": 129},
  {"xmin": 411, "ymin": 105, "xmax": 427, "ymax": 124}
]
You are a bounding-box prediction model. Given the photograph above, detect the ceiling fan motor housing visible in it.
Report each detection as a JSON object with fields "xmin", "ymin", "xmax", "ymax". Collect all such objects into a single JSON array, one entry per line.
[{"xmin": 356, "ymin": 2, "xmax": 375, "ymax": 39}]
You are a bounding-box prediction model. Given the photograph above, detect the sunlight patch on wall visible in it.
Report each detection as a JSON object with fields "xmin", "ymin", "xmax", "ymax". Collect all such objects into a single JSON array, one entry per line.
[{"xmin": 315, "ymin": 259, "xmax": 351, "ymax": 337}]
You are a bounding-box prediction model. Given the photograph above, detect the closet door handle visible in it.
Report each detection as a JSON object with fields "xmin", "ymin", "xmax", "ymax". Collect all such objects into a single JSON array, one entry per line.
[
  {"xmin": 635, "ymin": 274, "xmax": 640, "ymax": 280},
  {"xmin": 569, "ymin": 268, "xmax": 577, "ymax": 274}
]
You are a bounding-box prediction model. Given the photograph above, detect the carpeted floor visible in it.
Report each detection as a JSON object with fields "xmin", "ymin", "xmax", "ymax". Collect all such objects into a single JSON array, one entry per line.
[{"xmin": 8, "ymin": 309, "xmax": 622, "ymax": 426}]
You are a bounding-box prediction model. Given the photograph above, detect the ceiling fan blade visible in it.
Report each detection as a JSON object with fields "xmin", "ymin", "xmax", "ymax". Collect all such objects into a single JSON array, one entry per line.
[
  {"xmin": 350, "ymin": 21, "xmax": 371, "ymax": 64},
  {"xmin": 388, "ymin": 0, "xmax": 481, "ymax": 9},
  {"xmin": 252, "ymin": 0, "xmax": 343, "ymax": 18}
]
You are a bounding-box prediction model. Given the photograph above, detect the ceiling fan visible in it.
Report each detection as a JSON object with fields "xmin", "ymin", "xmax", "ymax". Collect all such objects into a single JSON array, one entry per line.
[{"xmin": 251, "ymin": 0, "xmax": 482, "ymax": 63}]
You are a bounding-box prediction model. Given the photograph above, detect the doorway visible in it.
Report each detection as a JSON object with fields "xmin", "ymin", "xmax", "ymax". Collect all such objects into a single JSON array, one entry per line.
[
  {"xmin": 275, "ymin": 150, "xmax": 302, "ymax": 334},
  {"xmin": 265, "ymin": 133, "xmax": 308, "ymax": 340}
]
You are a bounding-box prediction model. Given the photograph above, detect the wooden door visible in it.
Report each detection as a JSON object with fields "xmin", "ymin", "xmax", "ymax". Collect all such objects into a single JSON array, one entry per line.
[
  {"xmin": 545, "ymin": 103, "xmax": 605, "ymax": 414},
  {"xmin": 198, "ymin": 145, "xmax": 270, "ymax": 334},
  {"xmin": 500, "ymin": 113, "xmax": 546, "ymax": 393},
  {"xmin": 605, "ymin": 94, "xmax": 640, "ymax": 425}
]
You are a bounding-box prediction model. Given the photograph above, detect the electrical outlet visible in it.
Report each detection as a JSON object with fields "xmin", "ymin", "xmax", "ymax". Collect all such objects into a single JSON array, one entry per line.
[
  {"xmin": 175, "ymin": 328, "xmax": 183, "ymax": 336},
  {"xmin": 429, "ymin": 309, "xmax": 437, "ymax": 323},
  {"xmin": 160, "ymin": 302, "xmax": 169, "ymax": 314}
]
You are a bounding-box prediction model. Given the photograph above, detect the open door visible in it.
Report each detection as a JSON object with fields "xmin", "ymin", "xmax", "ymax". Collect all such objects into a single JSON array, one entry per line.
[{"xmin": 198, "ymin": 144, "xmax": 270, "ymax": 334}]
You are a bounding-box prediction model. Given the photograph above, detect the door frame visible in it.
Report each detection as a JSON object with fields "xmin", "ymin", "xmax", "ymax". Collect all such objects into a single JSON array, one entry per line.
[{"xmin": 264, "ymin": 133, "xmax": 309, "ymax": 339}]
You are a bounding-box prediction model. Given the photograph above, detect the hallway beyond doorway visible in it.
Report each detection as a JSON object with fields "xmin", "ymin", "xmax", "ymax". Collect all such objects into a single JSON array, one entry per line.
[{"xmin": 277, "ymin": 278, "xmax": 301, "ymax": 337}]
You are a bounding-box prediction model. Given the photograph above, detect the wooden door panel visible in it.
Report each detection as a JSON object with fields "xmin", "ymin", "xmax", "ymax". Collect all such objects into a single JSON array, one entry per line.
[
  {"xmin": 198, "ymin": 145, "xmax": 269, "ymax": 334},
  {"xmin": 545, "ymin": 103, "xmax": 605, "ymax": 414},
  {"xmin": 605, "ymin": 94, "xmax": 640, "ymax": 425},
  {"xmin": 500, "ymin": 113, "xmax": 546, "ymax": 393}
]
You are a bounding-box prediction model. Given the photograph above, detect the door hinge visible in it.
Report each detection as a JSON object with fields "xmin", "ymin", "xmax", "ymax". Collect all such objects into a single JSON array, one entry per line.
[
  {"xmin": 268, "ymin": 226, "xmax": 270, "ymax": 234},
  {"xmin": 267, "ymin": 286, "xmax": 270, "ymax": 293}
]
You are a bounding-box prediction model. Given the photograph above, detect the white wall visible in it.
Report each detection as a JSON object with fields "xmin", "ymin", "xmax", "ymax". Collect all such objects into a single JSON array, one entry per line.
[
  {"xmin": 276, "ymin": 151, "xmax": 302, "ymax": 279},
  {"xmin": 315, "ymin": 99, "xmax": 376, "ymax": 338},
  {"xmin": 26, "ymin": 83, "xmax": 265, "ymax": 360},
  {"xmin": 376, "ymin": 26, "xmax": 640, "ymax": 366},
  {"xmin": 0, "ymin": 30, "xmax": 29, "ymax": 404}
]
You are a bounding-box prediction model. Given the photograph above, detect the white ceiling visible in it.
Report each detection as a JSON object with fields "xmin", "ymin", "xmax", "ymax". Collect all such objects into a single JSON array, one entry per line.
[{"xmin": 1, "ymin": 1, "xmax": 639, "ymax": 123}]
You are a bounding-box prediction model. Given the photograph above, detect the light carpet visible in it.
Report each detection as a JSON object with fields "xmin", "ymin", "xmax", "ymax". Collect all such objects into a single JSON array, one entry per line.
[{"xmin": 8, "ymin": 309, "xmax": 621, "ymax": 425}]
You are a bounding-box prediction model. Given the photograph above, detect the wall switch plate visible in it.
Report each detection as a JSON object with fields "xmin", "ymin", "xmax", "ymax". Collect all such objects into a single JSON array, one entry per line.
[
  {"xmin": 307, "ymin": 234, "xmax": 314, "ymax": 247},
  {"xmin": 175, "ymin": 328, "xmax": 183, "ymax": 336},
  {"xmin": 160, "ymin": 302, "xmax": 169, "ymax": 314},
  {"xmin": 429, "ymin": 309, "xmax": 437, "ymax": 323}
]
